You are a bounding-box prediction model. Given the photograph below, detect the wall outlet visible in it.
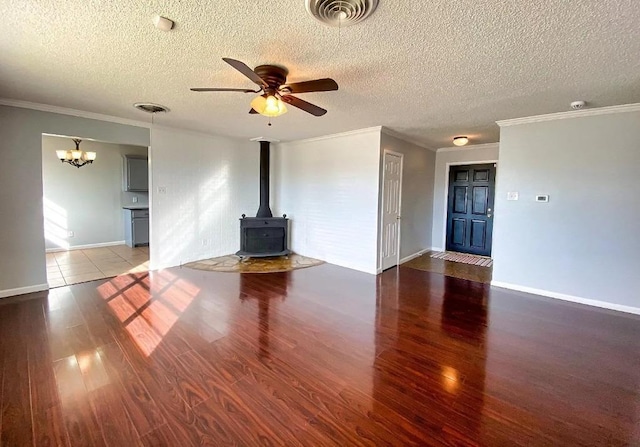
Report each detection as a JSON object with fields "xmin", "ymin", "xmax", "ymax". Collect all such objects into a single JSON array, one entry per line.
[
  {"xmin": 157, "ymin": 186, "xmax": 167, "ymax": 194},
  {"xmin": 67, "ymin": 230, "xmax": 74, "ymax": 238},
  {"xmin": 507, "ymin": 192, "xmax": 519, "ymax": 201},
  {"xmin": 132, "ymin": 196, "xmax": 138, "ymax": 203},
  {"xmin": 536, "ymin": 195, "xmax": 549, "ymax": 202},
  {"xmin": 202, "ymin": 239, "xmax": 209, "ymax": 246}
]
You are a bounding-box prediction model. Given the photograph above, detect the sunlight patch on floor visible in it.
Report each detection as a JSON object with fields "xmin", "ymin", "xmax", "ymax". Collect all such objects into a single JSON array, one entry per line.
[{"xmin": 96, "ymin": 270, "xmax": 200, "ymax": 356}]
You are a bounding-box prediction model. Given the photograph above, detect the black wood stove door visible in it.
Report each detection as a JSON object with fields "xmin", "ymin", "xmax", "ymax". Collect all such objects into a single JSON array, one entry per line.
[
  {"xmin": 245, "ymin": 227, "xmax": 285, "ymax": 253},
  {"xmin": 238, "ymin": 217, "xmax": 289, "ymax": 257}
]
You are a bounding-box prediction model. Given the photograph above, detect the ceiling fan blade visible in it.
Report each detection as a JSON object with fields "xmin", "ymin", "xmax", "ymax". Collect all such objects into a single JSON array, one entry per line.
[
  {"xmin": 281, "ymin": 78, "xmax": 338, "ymax": 94},
  {"xmin": 222, "ymin": 58, "xmax": 268, "ymax": 88},
  {"xmin": 249, "ymin": 108, "xmax": 258, "ymax": 114},
  {"xmin": 280, "ymin": 95, "xmax": 327, "ymax": 116},
  {"xmin": 191, "ymin": 87, "xmax": 259, "ymax": 93}
]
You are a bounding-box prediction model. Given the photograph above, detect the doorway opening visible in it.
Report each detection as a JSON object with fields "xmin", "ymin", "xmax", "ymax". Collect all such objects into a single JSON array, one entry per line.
[{"xmin": 42, "ymin": 134, "xmax": 150, "ymax": 288}]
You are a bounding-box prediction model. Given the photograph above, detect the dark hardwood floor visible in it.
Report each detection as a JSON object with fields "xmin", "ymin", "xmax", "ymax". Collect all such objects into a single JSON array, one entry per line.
[{"xmin": 1, "ymin": 263, "xmax": 639, "ymax": 446}]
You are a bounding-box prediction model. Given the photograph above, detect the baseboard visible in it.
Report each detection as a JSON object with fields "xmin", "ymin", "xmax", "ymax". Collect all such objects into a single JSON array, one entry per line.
[
  {"xmin": 375, "ymin": 248, "xmax": 436, "ymax": 274},
  {"xmin": 430, "ymin": 247, "xmax": 444, "ymax": 252},
  {"xmin": 0, "ymin": 283, "xmax": 49, "ymax": 299},
  {"xmin": 400, "ymin": 248, "xmax": 432, "ymax": 264},
  {"xmin": 46, "ymin": 240, "xmax": 126, "ymax": 253},
  {"xmin": 491, "ymin": 281, "xmax": 640, "ymax": 316}
]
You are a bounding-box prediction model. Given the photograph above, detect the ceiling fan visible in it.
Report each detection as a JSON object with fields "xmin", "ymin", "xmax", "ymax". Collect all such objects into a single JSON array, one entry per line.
[{"xmin": 191, "ymin": 58, "xmax": 338, "ymax": 117}]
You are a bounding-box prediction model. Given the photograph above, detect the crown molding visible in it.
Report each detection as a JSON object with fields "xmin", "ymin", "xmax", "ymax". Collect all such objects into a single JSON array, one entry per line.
[
  {"xmin": 496, "ymin": 103, "xmax": 640, "ymax": 127},
  {"xmin": 0, "ymin": 98, "xmax": 152, "ymax": 128},
  {"xmin": 150, "ymin": 123, "xmax": 251, "ymax": 143},
  {"xmin": 280, "ymin": 126, "xmax": 383, "ymax": 146},
  {"xmin": 380, "ymin": 127, "xmax": 435, "ymax": 151},
  {"xmin": 437, "ymin": 142, "xmax": 500, "ymax": 153}
]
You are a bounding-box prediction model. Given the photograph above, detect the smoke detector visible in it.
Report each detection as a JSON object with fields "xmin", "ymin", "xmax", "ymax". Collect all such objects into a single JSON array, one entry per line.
[
  {"xmin": 570, "ymin": 100, "xmax": 586, "ymax": 110},
  {"xmin": 305, "ymin": 0, "xmax": 379, "ymax": 27},
  {"xmin": 153, "ymin": 15, "xmax": 174, "ymax": 31},
  {"xmin": 133, "ymin": 103, "xmax": 170, "ymax": 113}
]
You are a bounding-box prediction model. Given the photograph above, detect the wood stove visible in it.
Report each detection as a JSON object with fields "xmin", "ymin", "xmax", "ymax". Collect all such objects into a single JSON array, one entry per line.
[{"xmin": 237, "ymin": 141, "xmax": 290, "ymax": 258}]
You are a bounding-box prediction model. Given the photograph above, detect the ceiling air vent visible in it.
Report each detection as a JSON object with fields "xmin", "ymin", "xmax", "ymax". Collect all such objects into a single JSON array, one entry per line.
[
  {"xmin": 305, "ymin": 0, "xmax": 379, "ymax": 27},
  {"xmin": 133, "ymin": 103, "xmax": 169, "ymax": 113}
]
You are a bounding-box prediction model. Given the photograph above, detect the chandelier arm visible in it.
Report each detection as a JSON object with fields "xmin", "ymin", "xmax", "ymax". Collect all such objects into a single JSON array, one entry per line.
[{"xmin": 62, "ymin": 159, "xmax": 93, "ymax": 168}]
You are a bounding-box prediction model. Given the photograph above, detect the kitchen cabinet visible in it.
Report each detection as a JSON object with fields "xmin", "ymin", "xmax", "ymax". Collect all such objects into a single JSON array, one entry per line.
[
  {"xmin": 124, "ymin": 208, "xmax": 149, "ymax": 247},
  {"xmin": 124, "ymin": 155, "xmax": 148, "ymax": 192}
]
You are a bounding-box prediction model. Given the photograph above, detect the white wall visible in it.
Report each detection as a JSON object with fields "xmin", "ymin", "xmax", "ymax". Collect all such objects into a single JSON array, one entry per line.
[
  {"xmin": 273, "ymin": 128, "xmax": 381, "ymax": 274},
  {"xmin": 431, "ymin": 143, "xmax": 500, "ymax": 251},
  {"xmin": 42, "ymin": 136, "xmax": 148, "ymax": 250},
  {"xmin": 378, "ymin": 131, "xmax": 436, "ymax": 267},
  {"xmin": 492, "ymin": 109, "xmax": 640, "ymax": 310},
  {"xmin": 150, "ymin": 127, "xmax": 259, "ymax": 270},
  {"xmin": 0, "ymin": 105, "xmax": 149, "ymax": 298}
]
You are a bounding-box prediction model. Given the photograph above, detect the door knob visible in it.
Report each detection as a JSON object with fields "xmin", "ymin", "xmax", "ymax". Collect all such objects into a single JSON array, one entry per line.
[
  {"xmin": 487, "ymin": 214, "xmax": 492, "ymax": 218},
  {"xmin": 396, "ymin": 216, "xmax": 401, "ymax": 220}
]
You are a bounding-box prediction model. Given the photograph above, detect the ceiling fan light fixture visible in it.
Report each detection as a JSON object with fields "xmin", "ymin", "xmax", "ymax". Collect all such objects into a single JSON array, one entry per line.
[
  {"xmin": 191, "ymin": 58, "xmax": 337, "ymax": 118},
  {"xmin": 453, "ymin": 136, "xmax": 469, "ymax": 146},
  {"xmin": 251, "ymin": 95, "xmax": 287, "ymax": 117}
]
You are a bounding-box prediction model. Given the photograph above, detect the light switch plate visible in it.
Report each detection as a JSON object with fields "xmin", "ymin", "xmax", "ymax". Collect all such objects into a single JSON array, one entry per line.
[
  {"xmin": 132, "ymin": 196, "xmax": 138, "ymax": 203},
  {"xmin": 507, "ymin": 192, "xmax": 519, "ymax": 201}
]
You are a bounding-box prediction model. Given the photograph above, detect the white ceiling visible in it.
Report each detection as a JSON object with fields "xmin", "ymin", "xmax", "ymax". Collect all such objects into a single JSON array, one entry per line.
[{"xmin": 1, "ymin": 0, "xmax": 639, "ymax": 148}]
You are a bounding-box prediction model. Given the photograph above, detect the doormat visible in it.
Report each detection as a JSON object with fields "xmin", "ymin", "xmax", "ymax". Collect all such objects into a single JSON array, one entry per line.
[
  {"xmin": 183, "ymin": 253, "xmax": 324, "ymax": 273},
  {"xmin": 430, "ymin": 251, "xmax": 493, "ymax": 267}
]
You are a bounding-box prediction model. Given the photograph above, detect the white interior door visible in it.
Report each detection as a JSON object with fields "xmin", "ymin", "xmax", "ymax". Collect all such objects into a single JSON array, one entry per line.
[{"xmin": 381, "ymin": 151, "xmax": 403, "ymax": 270}]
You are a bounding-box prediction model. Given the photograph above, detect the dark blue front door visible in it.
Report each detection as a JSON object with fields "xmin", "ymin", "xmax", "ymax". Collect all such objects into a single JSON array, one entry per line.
[{"xmin": 445, "ymin": 164, "xmax": 496, "ymax": 256}]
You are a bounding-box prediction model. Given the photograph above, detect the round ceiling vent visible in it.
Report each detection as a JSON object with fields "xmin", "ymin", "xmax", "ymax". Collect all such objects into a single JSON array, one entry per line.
[
  {"xmin": 305, "ymin": 0, "xmax": 379, "ymax": 27},
  {"xmin": 133, "ymin": 103, "xmax": 169, "ymax": 113}
]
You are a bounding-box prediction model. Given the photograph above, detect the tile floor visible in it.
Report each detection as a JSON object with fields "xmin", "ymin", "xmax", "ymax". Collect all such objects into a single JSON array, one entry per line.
[
  {"xmin": 403, "ymin": 251, "xmax": 493, "ymax": 284},
  {"xmin": 46, "ymin": 245, "xmax": 149, "ymax": 288}
]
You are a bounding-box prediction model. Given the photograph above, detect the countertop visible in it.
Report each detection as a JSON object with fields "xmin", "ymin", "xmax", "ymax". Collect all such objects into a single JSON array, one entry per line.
[{"xmin": 122, "ymin": 205, "xmax": 149, "ymax": 210}]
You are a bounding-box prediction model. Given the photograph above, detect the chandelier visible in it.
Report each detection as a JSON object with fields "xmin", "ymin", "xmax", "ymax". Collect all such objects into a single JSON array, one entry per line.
[{"xmin": 55, "ymin": 139, "xmax": 96, "ymax": 168}]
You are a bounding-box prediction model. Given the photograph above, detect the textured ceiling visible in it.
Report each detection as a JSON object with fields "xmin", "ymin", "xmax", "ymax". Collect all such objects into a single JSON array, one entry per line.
[{"xmin": 1, "ymin": 0, "xmax": 639, "ymax": 148}]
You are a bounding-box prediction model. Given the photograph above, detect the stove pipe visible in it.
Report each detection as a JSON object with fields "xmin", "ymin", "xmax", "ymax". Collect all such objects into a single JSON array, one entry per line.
[{"xmin": 256, "ymin": 140, "xmax": 273, "ymax": 218}]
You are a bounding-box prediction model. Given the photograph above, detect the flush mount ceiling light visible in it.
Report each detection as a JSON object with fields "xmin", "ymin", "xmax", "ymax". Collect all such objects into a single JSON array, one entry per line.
[
  {"xmin": 56, "ymin": 139, "xmax": 96, "ymax": 168},
  {"xmin": 305, "ymin": 0, "xmax": 379, "ymax": 27},
  {"xmin": 453, "ymin": 136, "xmax": 469, "ymax": 146}
]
